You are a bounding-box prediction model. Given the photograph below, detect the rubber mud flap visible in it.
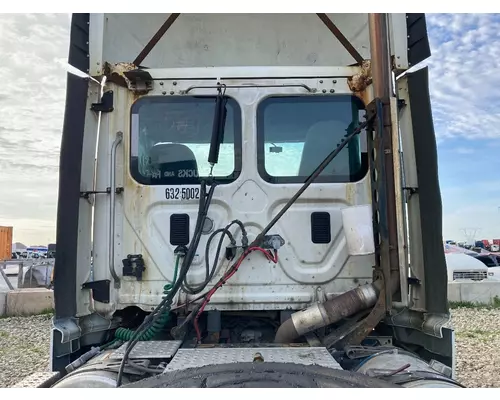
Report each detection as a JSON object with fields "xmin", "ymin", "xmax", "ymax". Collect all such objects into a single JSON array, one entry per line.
[{"xmin": 122, "ymin": 362, "xmax": 401, "ymax": 388}]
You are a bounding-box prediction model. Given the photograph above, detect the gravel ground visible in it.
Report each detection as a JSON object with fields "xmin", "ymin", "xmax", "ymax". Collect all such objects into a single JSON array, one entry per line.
[
  {"xmin": 451, "ymin": 308, "xmax": 500, "ymax": 388},
  {"xmin": 0, "ymin": 314, "xmax": 52, "ymax": 388},
  {"xmin": 0, "ymin": 309, "xmax": 499, "ymax": 388}
]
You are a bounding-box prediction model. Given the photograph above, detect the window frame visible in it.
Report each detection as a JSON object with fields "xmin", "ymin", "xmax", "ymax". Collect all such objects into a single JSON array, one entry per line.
[
  {"xmin": 129, "ymin": 95, "xmax": 243, "ymax": 186},
  {"xmin": 256, "ymin": 94, "xmax": 369, "ymax": 184}
]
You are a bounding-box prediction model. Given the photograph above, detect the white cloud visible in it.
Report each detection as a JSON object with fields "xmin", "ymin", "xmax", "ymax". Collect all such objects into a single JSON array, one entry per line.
[
  {"xmin": 425, "ymin": 13, "xmax": 500, "ymax": 140},
  {"xmin": 0, "ymin": 13, "xmax": 69, "ymax": 244},
  {"xmin": 453, "ymin": 147, "xmax": 474, "ymax": 154},
  {"xmin": 422, "ymin": 14, "xmax": 500, "ymax": 241}
]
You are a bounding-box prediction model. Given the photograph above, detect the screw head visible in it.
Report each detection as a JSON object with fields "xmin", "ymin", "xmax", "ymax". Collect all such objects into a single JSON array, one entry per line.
[{"xmin": 322, "ymin": 89, "xmax": 327, "ymax": 93}]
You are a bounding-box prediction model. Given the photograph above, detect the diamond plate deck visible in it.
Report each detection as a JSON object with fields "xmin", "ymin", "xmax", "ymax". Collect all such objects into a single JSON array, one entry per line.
[
  {"xmin": 165, "ymin": 347, "xmax": 341, "ymax": 371},
  {"xmin": 110, "ymin": 340, "xmax": 182, "ymax": 360},
  {"xmin": 12, "ymin": 371, "xmax": 60, "ymax": 388}
]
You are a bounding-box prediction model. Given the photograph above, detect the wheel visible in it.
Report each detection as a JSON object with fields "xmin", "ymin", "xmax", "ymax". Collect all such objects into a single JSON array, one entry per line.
[{"xmin": 122, "ymin": 362, "xmax": 401, "ymax": 388}]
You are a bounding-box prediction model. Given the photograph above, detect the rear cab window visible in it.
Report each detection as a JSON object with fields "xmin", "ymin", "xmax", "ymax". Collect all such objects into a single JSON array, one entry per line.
[
  {"xmin": 130, "ymin": 96, "xmax": 242, "ymax": 186},
  {"xmin": 257, "ymin": 95, "xmax": 368, "ymax": 184}
]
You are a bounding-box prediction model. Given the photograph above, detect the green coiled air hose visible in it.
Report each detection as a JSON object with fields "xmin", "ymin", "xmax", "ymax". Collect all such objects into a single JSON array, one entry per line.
[{"xmin": 114, "ymin": 254, "xmax": 181, "ymax": 342}]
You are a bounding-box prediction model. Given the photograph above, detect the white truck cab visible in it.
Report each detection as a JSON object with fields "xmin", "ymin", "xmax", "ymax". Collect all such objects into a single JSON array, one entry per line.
[{"xmin": 14, "ymin": 13, "xmax": 461, "ymax": 388}]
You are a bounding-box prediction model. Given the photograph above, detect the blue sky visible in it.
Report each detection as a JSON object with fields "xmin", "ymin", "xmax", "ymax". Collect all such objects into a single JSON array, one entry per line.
[
  {"xmin": 0, "ymin": 13, "xmax": 498, "ymax": 244},
  {"xmin": 425, "ymin": 14, "xmax": 500, "ymax": 240}
]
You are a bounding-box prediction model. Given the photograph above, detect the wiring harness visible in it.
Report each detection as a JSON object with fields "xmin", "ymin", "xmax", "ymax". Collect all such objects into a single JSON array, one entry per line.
[
  {"xmin": 115, "ymin": 181, "xmax": 217, "ymax": 386},
  {"xmin": 114, "ymin": 252, "xmax": 183, "ymax": 342},
  {"xmin": 115, "ymin": 114, "xmax": 374, "ymax": 387},
  {"xmin": 193, "ymin": 246, "xmax": 278, "ymax": 342}
]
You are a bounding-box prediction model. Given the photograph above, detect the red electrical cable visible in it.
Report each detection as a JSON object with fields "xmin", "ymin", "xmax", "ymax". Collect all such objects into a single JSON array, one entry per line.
[{"xmin": 193, "ymin": 247, "xmax": 278, "ymax": 342}]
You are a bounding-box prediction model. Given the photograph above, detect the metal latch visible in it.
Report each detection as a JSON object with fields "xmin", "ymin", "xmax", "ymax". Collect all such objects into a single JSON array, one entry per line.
[
  {"xmin": 122, "ymin": 254, "xmax": 146, "ymax": 281},
  {"xmin": 123, "ymin": 69, "xmax": 153, "ymax": 94}
]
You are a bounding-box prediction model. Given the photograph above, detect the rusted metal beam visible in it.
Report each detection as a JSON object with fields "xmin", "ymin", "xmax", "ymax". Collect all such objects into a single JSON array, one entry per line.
[
  {"xmin": 368, "ymin": 13, "xmax": 399, "ymax": 313},
  {"xmin": 133, "ymin": 13, "xmax": 180, "ymax": 66},
  {"xmin": 333, "ymin": 14, "xmax": 400, "ymax": 347},
  {"xmin": 316, "ymin": 13, "xmax": 364, "ymax": 64},
  {"xmin": 368, "ymin": 14, "xmax": 392, "ymax": 100}
]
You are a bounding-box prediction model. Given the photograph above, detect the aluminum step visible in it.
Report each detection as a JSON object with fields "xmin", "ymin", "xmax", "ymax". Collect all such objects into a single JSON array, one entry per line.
[
  {"xmin": 109, "ymin": 340, "xmax": 182, "ymax": 360},
  {"xmin": 165, "ymin": 347, "xmax": 341, "ymax": 372}
]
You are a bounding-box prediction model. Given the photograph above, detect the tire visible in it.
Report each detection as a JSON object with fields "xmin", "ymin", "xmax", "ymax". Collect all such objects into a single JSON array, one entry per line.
[{"xmin": 122, "ymin": 362, "xmax": 401, "ymax": 388}]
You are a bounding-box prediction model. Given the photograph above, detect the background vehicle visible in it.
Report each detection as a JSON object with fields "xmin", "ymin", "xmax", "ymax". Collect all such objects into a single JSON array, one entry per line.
[
  {"xmin": 445, "ymin": 253, "xmax": 488, "ymax": 282},
  {"xmin": 472, "ymin": 253, "xmax": 500, "ymax": 281}
]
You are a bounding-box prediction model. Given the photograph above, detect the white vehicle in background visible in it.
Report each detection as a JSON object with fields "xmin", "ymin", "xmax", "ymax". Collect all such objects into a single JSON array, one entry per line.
[
  {"xmin": 445, "ymin": 253, "xmax": 488, "ymax": 282},
  {"xmin": 471, "ymin": 253, "xmax": 500, "ymax": 281}
]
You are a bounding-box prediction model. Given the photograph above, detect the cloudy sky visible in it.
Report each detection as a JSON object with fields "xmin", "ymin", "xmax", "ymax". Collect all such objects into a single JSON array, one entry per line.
[{"xmin": 0, "ymin": 13, "xmax": 499, "ymax": 245}]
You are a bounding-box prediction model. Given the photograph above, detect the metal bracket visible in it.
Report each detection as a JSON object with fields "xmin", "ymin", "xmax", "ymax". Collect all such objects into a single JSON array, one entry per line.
[
  {"xmin": 314, "ymin": 286, "xmax": 327, "ymax": 304},
  {"xmin": 51, "ymin": 317, "xmax": 82, "ymax": 370},
  {"xmin": 82, "ymin": 279, "xmax": 111, "ymax": 304},
  {"xmin": 52, "ymin": 317, "xmax": 81, "ymax": 344},
  {"xmin": 384, "ymin": 309, "xmax": 450, "ymax": 338},
  {"xmin": 91, "ymin": 90, "xmax": 114, "ymax": 113},
  {"xmin": 80, "ymin": 187, "xmax": 123, "ymax": 200},
  {"xmin": 403, "ymin": 186, "xmax": 418, "ymax": 195},
  {"xmin": 123, "ymin": 69, "xmax": 153, "ymax": 94},
  {"xmin": 408, "ymin": 277, "xmax": 421, "ymax": 285},
  {"xmin": 304, "ymin": 332, "xmax": 323, "ymax": 347},
  {"xmin": 344, "ymin": 345, "xmax": 395, "ymax": 359}
]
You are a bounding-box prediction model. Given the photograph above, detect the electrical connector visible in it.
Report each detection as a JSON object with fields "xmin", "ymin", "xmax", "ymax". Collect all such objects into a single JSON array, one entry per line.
[
  {"xmin": 261, "ymin": 234, "xmax": 285, "ymax": 250},
  {"xmin": 241, "ymin": 235, "xmax": 249, "ymax": 249},
  {"xmin": 174, "ymin": 245, "xmax": 188, "ymax": 257},
  {"xmin": 225, "ymin": 245, "xmax": 237, "ymax": 260}
]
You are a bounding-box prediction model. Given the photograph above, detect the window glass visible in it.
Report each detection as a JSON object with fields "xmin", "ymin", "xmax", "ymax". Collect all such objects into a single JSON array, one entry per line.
[
  {"xmin": 130, "ymin": 96, "xmax": 241, "ymax": 185},
  {"xmin": 257, "ymin": 95, "xmax": 368, "ymax": 183}
]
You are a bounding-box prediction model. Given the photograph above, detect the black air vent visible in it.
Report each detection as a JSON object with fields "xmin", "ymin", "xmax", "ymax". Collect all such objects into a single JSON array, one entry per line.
[
  {"xmin": 311, "ymin": 212, "xmax": 331, "ymax": 244},
  {"xmin": 170, "ymin": 214, "xmax": 190, "ymax": 246}
]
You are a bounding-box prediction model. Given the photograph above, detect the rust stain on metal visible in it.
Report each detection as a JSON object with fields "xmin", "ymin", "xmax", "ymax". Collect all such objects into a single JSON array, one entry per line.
[
  {"xmin": 104, "ymin": 62, "xmax": 152, "ymax": 98},
  {"xmin": 345, "ymin": 183, "xmax": 357, "ymax": 206},
  {"xmin": 104, "ymin": 62, "xmax": 137, "ymax": 89},
  {"xmin": 348, "ymin": 60, "xmax": 372, "ymax": 94}
]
